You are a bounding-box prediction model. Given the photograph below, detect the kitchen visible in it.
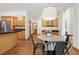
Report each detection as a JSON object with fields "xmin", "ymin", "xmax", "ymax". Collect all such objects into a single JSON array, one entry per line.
[{"xmin": 0, "ymin": 16, "xmax": 25, "ymax": 54}]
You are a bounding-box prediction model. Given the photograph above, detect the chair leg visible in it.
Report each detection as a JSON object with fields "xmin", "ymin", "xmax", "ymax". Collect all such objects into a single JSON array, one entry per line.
[
  {"xmin": 33, "ymin": 47, "xmax": 36, "ymax": 55},
  {"xmin": 64, "ymin": 43, "xmax": 71, "ymax": 55},
  {"xmin": 65, "ymin": 49, "xmax": 69, "ymax": 55},
  {"xmin": 64, "ymin": 51, "xmax": 69, "ymax": 55},
  {"xmin": 64, "ymin": 49, "xmax": 69, "ymax": 55},
  {"xmin": 67, "ymin": 51, "xmax": 69, "ymax": 55}
]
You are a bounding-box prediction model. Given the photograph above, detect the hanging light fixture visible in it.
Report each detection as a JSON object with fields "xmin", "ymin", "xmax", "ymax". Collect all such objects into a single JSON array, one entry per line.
[
  {"xmin": 41, "ymin": 7, "xmax": 57, "ymax": 20},
  {"xmin": 43, "ymin": 16, "xmax": 56, "ymax": 20}
]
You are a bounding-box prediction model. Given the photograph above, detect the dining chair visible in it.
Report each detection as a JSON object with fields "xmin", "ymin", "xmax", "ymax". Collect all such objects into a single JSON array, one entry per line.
[
  {"xmin": 54, "ymin": 35, "xmax": 72, "ymax": 55},
  {"xmin": 31, "ymin": 34, "xmax": 45, "ymax": 55},
  {"xmin": 54, "ymin": 42, "xmax": 66, "ymax": 55},
  {"xmin": 47, "ymin": 42, "xmax": 56, "ymax": 55},
  {"xmin": 64, "ymin": 35, "xmax": 72, "ymax": 55}
]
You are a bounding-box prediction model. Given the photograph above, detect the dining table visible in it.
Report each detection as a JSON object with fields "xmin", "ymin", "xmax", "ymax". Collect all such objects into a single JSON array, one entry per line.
[
  {"xmin": 38, "ymin": 35, "xmax": 66, "ymax": 42},
  {"xmin": 38, "ymin": 35, "xmax": 66, "ymax": 55}
]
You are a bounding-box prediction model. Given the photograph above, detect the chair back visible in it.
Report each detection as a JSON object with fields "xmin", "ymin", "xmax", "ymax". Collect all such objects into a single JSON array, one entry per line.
[
  {"xmin": 31, "ymin": 34, "xmax": 37, "ymax": 45},
  {"xmin": 55, "ymin": 42, "xmax": 66, "ymax": 55},
  {"xmin": 65, "ymin": 35, "xmax": 71, "ymax": 45},
  {"xmin": 31, "ymin": 34, "xmax": 43, "ymax": 45},
  {"xmin": 31, "ymin": 34, "xmax": 34, "ymax": 45},
  {"xmin": 66, "ymin": 35, "xmax": 70, "ymax": 41}
]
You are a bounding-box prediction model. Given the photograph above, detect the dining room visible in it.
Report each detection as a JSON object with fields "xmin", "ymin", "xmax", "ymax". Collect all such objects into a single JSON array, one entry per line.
[{"xmin": 0, "ymin": 3, "xmax": 79, "ymax": 55}]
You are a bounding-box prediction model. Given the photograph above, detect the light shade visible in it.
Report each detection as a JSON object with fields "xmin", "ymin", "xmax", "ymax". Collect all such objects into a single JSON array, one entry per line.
[
  {"xmin": 43, "ymin": 16, "xmax": 57, "ymax": 20},
  {"xmin": 41, "ymin": 7, "xmax": 57, "ymax": 20}
]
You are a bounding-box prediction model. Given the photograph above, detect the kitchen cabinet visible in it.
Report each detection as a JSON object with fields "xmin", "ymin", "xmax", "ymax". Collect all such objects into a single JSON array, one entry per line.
[
  {"xmin": 53, "ymin": 19, "xmax": 58, "ymax": 27},
  {"xmin": 1, "ymin": 16, "xmax": 25, "ymax": 31},
  {"xmin": 0, "ymin": 32, "xmax": 17, "ymax": 54},
  {"xmin": 42, "ymin": 30, "xmax": 59, "ymax": 36},
  {"xmin": 17, "ymin": 31, "xmax": 25, "ymax": 40},
  {"xmin": 42, "ymin": 18, "xmax": 58, "ymax": 27}
]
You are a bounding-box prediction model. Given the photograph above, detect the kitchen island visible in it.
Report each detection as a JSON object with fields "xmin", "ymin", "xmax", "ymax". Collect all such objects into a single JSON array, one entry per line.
[{"xmin": 0, "ymin": 29, "xmax": 25, "ymax": 54}]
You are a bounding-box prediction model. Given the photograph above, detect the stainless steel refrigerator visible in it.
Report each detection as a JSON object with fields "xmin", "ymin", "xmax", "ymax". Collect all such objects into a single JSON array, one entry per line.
[{"xmin": 0, "ymin": 21, "xmax": 10, "ymax": 32}]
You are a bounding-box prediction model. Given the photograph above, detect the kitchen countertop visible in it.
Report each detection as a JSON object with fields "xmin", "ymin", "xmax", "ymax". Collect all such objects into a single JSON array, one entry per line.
[{"xmin": 0, "ymin": 29, "xmax": 25, "ymax": 34}]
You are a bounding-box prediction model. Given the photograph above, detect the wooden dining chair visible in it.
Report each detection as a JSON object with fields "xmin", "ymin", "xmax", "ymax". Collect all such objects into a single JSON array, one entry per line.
[{"xmin": 31, "ymin": 34, "xmax": 45, "ymax": 55}]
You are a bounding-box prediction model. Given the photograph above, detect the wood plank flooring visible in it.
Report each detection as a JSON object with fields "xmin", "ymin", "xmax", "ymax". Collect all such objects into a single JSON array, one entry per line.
[{"xmin": 3, "ymin": 38, "xmax": 79, "ymax": 55}]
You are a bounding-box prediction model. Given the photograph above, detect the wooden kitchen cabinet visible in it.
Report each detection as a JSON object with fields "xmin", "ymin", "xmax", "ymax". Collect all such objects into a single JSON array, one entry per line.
[
  {"xmin": 53, "ymin": 19, "xmax": 58, "ymax": 27},
  {"xmin": 17, "ymin": 31, "xmax": 25, "ymax": 40},
  {"xmin": 16, "ymin": 16, "xmax": 25, "ymax": 26},
  {"xmin": 1, "ymin": 16, "xmax": 25, "ymax": 31},
  {"xmin": 0, "ymin": 33, "xmax": 17, "ymax": 54},
  {"xmin": 13, "ymin": 17, "xmax": 17, "ymax": 27},
  {"xmin": 42, "ymin": 18, "xmax": 58, "ymax": 27}
]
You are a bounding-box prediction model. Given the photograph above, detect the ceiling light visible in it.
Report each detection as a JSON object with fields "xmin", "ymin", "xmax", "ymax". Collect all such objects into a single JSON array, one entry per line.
[{"xmin": 43, "ymin": 16, "xmax": 56, "ymax": 20}]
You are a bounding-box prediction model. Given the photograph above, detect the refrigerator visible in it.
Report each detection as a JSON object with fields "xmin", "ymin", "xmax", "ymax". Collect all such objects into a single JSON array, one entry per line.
[
  {"xmin": 5, "ymin": 21, "xmax": 10, "ymax": 32},
  {"xmin": 0, "ymin": 21, "xmax": 10, "ymax": 32}
]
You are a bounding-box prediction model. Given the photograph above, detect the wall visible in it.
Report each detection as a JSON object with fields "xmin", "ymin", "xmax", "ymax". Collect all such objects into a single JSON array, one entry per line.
[
  {"xmin": 25, "ymin": 14, "xmax": 29, "ymax": 39},
  {"xmin": 37, "ymin": 19, "xmax": 42, "ymax": 35},
  {"xmin": 70, "ymin": 4, "xmax": 79, "ymax": 48},
  {"xmin": 62, "ymin": 7, "xmax": 72, "ymax": 35},
  {"xmin": 0, "ymin": 11, "xmax": 29, "ymax": 39},
  {"xmin": 78, "ymin": 4, "xmax": 79, "ymax": 48},
  {"xmin": 0, "ymin": 16, "xmax": 1, "ymax": 21},
  {"xmin": 57, "ymin": 10, "xmax": 63, "ymax": 36},
  {"xmin": 61, "ymin": 10, "xmax": 66, "ymax": 36},
  {"xmin": 0, "ymin": 11, "xmax": 26, "ymax": 16}
]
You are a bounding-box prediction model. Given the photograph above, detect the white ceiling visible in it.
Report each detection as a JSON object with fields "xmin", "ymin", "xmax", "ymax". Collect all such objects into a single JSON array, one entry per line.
[{"xmin": 0, "ymin": 3, "xmax": 74, "ymax": 19}]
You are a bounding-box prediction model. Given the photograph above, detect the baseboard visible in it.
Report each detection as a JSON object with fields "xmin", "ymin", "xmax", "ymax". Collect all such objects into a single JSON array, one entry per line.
[{"xmin": 72, "ymin": 47, "xmax": 79, "ymax": 51}]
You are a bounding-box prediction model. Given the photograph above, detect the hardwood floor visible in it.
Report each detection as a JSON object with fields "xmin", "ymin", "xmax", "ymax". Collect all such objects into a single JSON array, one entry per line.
[{"xmin": 3, "ymin": 38, "xmax": 79, "ymax": 55}]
